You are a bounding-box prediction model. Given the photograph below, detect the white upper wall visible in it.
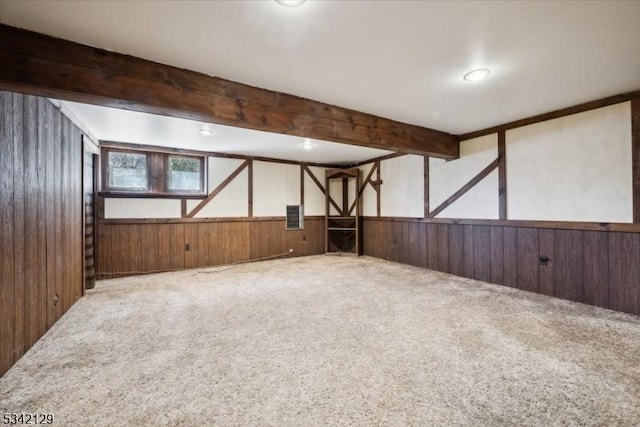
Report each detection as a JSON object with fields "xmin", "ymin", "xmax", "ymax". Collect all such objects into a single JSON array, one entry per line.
[
  {"xmin": 253, "ymin": 161, "xmax": 300, "ymax": 217},
  {"xmin": 430, "ymin": 134, "xmax": 499, "ymax": 219},
  {"xmin": 507, "ymin": 102, "xmax": 632, "ymax": 223},
  {"xmin": 379, "ymin": 155, "xmax": 424, "ymax": 218}
]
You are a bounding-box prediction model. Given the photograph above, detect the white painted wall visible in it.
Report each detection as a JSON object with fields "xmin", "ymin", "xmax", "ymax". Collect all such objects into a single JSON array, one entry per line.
[
  {"xmin": 304, "ymin": 166, "xmax": 327, "ymax": 216},
  {"xmin": 104, "ymin": 198, "xmax": 182, "ymax": 219},
  {"xmin": 380, "ymin": 155, "xmax": 424, "ymax": 218},
  {"xmin": 430, "ymin": 133, "xmax": 499, "ymax": 219},
  {"xmin": 253, "ymin": 161, "xmax": 300, "ymax": 217},
  {"xmin": 507, "ymin": 102, "xmax": 632, "ymax": 222}
]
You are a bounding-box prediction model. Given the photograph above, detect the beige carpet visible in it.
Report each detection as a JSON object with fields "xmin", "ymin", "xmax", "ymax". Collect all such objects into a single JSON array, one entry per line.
[{"xmin": 1, "ymin": 255, "xmax": 640, "ymax": 426}]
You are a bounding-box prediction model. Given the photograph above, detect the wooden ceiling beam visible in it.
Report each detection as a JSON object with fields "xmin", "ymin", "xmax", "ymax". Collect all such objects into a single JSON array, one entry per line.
[{"xmin": 0, "ymin": 24, "xmax": 459, "ymax": 159}]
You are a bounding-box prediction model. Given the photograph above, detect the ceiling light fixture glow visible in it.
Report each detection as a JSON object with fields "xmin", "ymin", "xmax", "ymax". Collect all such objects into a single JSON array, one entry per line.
[
  {"xmin": 463, "ymin": 68, "xmax": 491, "ymax": 82},
  {"xmin": 199, "ymin": 126, "xmax": 215, "ymax": 136},
  {"xmin": 299, "ymin": 138, "xmax": 316, "ymax": 150},
  {"xmin": 275, "ymin": 0, "xmax": 306, "ymax": 6}
]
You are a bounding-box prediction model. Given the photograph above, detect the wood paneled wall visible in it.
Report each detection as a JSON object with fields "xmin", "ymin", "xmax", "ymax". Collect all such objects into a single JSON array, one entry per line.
[
  {"xmin": 0, "ymin": 91, "xmax": 84, "ymax": 377},
  {"xmin": 363, "ymin": 217, "xmax": 640, "ymax": 316},
  {"xmin": 96, "ymin": 218, "xmax": 325, "ymax": 278}
]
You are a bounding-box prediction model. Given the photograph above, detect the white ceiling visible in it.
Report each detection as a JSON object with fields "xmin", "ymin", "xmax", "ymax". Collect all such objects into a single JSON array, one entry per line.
[
  {"xmin": 2, "ymin": 0, "xmax": 640, "ymax": 135},
  {"xmin": 58, "ymin": 100, "xmax": 391, "ymax": 165}
]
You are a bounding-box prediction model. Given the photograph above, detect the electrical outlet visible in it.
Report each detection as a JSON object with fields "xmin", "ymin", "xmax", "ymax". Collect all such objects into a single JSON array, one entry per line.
[
  {"xmin": 289, "ymin": 248, "xmax": 293, "ymax": 253},
  {"xmin": 185, "ymin": 243, "xmax": 191, "ymax": 251}
]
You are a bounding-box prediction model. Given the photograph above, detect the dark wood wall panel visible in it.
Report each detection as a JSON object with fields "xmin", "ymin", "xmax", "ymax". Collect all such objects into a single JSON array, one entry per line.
[
  {"xmin": 538, "ymin": 229, "xmax": 555, "ymax": 297},
  {"xmin": 0, "ymin": 91, "xmax": 83, "ymax": 377},
  {"xmin": 363, "ymin": 218, "xmax": 640, "ymax": 317},
  {"xmin": 583, "ymin": 231, "xmax": 609, "ymax": 308},
  {"xmin": 96, "ymin": 218, "xmax": 325, "ymax": 278}
]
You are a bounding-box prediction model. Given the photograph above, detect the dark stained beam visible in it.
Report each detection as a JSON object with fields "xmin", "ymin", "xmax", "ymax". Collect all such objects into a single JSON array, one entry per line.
[{"xmin": 0, "ymin": 24, "xmax": 459, "ymax": 159}]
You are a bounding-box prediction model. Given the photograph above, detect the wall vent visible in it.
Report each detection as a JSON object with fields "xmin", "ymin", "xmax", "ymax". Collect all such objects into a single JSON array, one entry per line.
[{"xmin": 286, "ymin": 205, "xmax": 304, "ymax": 230}]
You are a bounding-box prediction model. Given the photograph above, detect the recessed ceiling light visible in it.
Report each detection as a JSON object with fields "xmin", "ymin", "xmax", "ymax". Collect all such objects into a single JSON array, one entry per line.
[
  {"xmin": 199, "ymin": 126, "xmax": 215, "ymax": 136},
  {"xmin": 463, "ymin": 68, "xmax": 491, "ymax": 82},
  {"xmin": 299, "ymin": 138, "xmax": 316, "ymax": 150},
  {"xmin": 275, "ymin": 0, "xmax": 306, "ymax": 7}
]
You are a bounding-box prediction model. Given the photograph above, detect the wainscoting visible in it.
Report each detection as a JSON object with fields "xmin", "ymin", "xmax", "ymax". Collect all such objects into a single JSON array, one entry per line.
[
  {"xmin": 0, "ymin": 92, "xmax": 84, "ymax": 376},
  {"xmin": 363, "ymin": 217, "xmax": 640, "ymax": 316},
  {"xmin": 96, "ymin": 217, "xmax": 325, "ymax": 278}
]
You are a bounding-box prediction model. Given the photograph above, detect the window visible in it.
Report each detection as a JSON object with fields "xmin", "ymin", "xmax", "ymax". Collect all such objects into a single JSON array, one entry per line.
[
  {"xmin": 168, "ymin": 156, "xmax": 203, "ymax": 193},
  {"xmin": 107, "ymin": 151, "xmax": 148, "ymax": 191},
  {"xmin": 101, "ymin": 146, "xmax": 206, "ymax": 198}
]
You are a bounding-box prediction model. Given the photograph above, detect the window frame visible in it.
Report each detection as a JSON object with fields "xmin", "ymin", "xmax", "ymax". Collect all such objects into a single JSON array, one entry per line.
[
  {"xmin": 166, "ymin": 154, "xmax": 206, "ymax": 194},
  {"xmin": 100, "ymin": 146, "xmax": 207, "ymax": 199}
]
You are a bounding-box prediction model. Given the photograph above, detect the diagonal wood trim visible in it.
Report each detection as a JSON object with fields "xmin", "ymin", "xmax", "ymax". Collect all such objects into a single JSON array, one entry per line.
[
  {"xmin": 348, "ymin": 162, "xmax": 378, "ymax": 215},
  {"xmin": 633, "ymin": 98, "xmax": 640, "ymax": 223},
  {"xmin": 0, "ymin": 24, "xmax": 459, "ymax": 158},
  {"xmin": 303, "ymin": 165, "xmax": 342, "ymax": 214},
  {"xmin": 428, "ymin": 158, "xmax": 500, "ymax": 218},
  {"xmin": 459, "ymin": 90, "xmax": 640, "ymax": 141},
  {"xmin": 187, "ymin": 160, "xmax": 248, "ymax": 218},
  {"xmin": 498, "ymin": 131, "xmax": 507, "ymax": 220}
]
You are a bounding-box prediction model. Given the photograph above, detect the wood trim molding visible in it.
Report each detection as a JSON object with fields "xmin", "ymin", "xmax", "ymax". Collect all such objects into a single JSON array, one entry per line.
[
  {"xmin": 633, "ymin": 98, "xmax": 640, "ymax": 223},
  {"xmin": 0, "ymin": 24, "xmax": 459, "ymax": 158},
  {"xmin": 459, "ymin": 90, "xmax": 640, "ymax": 141},
  {"xmin": 99, "ymin": 215, "xmax": 326, "ymax": 225},
  {"xmin": 424, "ymin": 156, "xmax": 429, "ymax": 218},
  {"xmin": 497, "ymin": 131, "xmax": 507, "ymax": 220},
  {"xmin": 186, "ymin": 160, "xmax": 248, "ymax": 218},
  {"xmin": 302, "ymin": 165, "xmax": 342, "ymax": 214},
  {"xmin": 363, "ymin": 216, "xmax": 640, "ymax": 233},
  {"xmin": 247, "ymin": 159, "xmax": 254, "ymax": 218},
  {"xmin": 428, "ymin": 158, "xmax": 500, "ymax": 218},
  {"xmin": 375, "ymin": 160, "xmax": 381, "ymax": 217}
]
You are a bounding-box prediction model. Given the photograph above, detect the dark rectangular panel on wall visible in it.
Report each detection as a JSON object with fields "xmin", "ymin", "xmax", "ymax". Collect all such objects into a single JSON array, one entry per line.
[
  {"xmin": 463, "ymin": 225, "xmax": 474, "ymax": 279},
  {"xmin": 408, "ymin": 222, "xmax": 420, "ymax": 266},
  {"xmin": 489, "ymin": 226, "xmax": 503, "ymax": 285},
  {"xmin": 0, "ymin": 91, "xmax": 16, "ymax": 375},
  {"xmin": 583, "ymin": 231, "xmax": 609, "ymax": 308},
  {"xmin": 426, "ymin": 224, "xmax": 438, "ymax": 270},
  {"xmin": 538, "ymin": 229, "xmax": 555, "ymax": 297},
  {"xmin": 437, "ymin": 224, "xmax": 449, "ymax": 272},
  {"xmin": 448, "ymin": 225, "xmax": 464, "ymax": 276},
  {"xmin": 503, "ymin": 227, "xmax": 518, "ymax": 288},
  {"xmin": 0, "ymin": 92, "xmax": 83, "ymax": 377},
  {"xmin": 555, "ymin": 230, "xmax": 584, "ymax": 303},
  {"xmin": 608, "ymin": 232, "xmax": 640, "ymax": 315},
  {"xmin": 473, "ymin": 226, "xmax": 491, "ymax": 283},
  {"xmin": 419, "ymin": 222, "xmax": 428, "ymax": 268},
  {"xmin": 516, "ymin": 228, "xmax": 539, "ymax": 293}
]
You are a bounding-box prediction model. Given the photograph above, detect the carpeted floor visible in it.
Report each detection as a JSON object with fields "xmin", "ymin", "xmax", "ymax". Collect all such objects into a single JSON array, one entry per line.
[{"xmin": 1, "ymin": 255, "xmax": 640, "ymax": 426}]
